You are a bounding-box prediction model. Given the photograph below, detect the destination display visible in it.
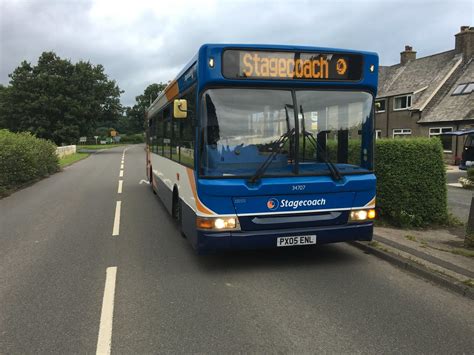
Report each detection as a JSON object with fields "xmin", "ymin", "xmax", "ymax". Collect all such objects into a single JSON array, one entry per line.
[{"xmin": 222, "ymin": 50, "xmax": 363, "ymax": 81}]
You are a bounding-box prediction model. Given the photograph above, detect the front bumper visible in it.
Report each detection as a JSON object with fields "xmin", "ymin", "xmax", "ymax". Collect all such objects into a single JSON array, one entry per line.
[{"xmin": 195, "ymin": 222, "xmax": 373, "ymax": 253}]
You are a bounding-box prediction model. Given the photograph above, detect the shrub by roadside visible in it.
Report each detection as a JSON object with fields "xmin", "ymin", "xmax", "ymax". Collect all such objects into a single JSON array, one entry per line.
[
  {"xmin": 375, "ymin": 138, "xmax": 448, "ymax": 227},
  {"xmin": 468, "ymin": 168, "xmax": 474, "ymax": 181},
  {"xmin": 0, "ymin": 129, "xmax": 59, "ymax": 196},
  {"xmin": 460, "ymin": 168, "xmax": 474, "ymax": 189},
  {"xmin": 120, "ymin": 133, "xmax": 144, "ymax": 144}
]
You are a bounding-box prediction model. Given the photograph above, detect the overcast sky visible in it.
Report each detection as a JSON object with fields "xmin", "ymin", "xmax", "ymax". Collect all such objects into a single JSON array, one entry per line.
[{"xmin": 0, "ymin": 0, "xmax": 472, "ymax": 106}]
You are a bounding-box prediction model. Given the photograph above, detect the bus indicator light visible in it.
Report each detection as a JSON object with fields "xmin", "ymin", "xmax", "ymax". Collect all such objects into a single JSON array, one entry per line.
[
  {"xmin": 368, "ymin": 209, "xmax": 376, "ymax": 219},
  {"xmin": 196, "ymin": 217, "xmax": 238, "ymax": 230},
  {"xmin": 196, "ymin": 218, "xmax": 213, "ymax": 229}
]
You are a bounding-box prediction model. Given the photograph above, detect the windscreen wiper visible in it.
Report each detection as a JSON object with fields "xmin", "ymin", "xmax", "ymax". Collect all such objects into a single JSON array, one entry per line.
[
  {"xmin": 248, "ymin": 128, "xmax": 295, "ymax": 184},
  {"xmin": 300, "ymin": 106, "xmax": 342, "ymax": 181}
]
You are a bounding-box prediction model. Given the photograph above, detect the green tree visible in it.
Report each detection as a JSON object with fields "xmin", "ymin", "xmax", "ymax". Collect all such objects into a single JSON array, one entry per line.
[
  {"xmin": 0, "ymin": 52, "xmax": 123, "ymax": 145},
  {"xmin": 0, "ymin": 84, "xmax": 7, "ymax": 128},
  {"xmin": 126, "ymin": 83, "xmax": 167, "ymax": 134}
]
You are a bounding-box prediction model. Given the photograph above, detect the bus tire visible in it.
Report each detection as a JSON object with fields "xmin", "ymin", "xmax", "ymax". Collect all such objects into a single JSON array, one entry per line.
[
  {"xmin": 149, "ymin": 167, "xmax": 156, "ymax": 195},
  {"xmin": 172, "ymin": 188, "xmax": 185, "ymax": 238}
]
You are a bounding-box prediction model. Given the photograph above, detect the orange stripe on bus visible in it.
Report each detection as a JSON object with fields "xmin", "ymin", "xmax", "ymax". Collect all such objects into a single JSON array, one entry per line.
[
  {"xmin": 165, "ymin": 81, "xmax": 179, "ymax": 101},
  {"xmin": 364, "ymin": 197, "xmax": 376, "ymax": 207},
  {"xmin": 186, "ymin": 168, "xmax": 215, "ymax": 215}
]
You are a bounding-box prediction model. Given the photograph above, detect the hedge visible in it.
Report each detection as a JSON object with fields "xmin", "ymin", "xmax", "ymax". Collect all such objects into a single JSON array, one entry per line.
[
  {"xmin": 120, "ymin": 133, "xmax": 144, "ymax": 144},
  {"xmin": 0, "ymin": 129, "xmax": 59, "ymax": 195},
  {"xmin": 375, "ymin": 138, "xmax": 448, "ymax": 227},
  {"xmin": 467, "ymin": 167, "xmax": 474, "ymax": 182}
]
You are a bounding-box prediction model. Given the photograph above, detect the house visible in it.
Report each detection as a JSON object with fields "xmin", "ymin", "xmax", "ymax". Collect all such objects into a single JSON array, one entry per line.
[{"xmin": 375, "ymin": 26, "xmax": 473, "ymax": 163}]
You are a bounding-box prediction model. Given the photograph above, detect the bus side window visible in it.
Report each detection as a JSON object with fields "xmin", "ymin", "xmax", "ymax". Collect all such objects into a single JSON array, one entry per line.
[
  {"xmin": 151, "ymin": 118, "xmax": 157, "ymax": 153},
  {"xmin": 163, "ymin": 106, "xmax": 171, "ymax": 158},
  {"xmin": 172, "ymin": 121, "xmax": 180, "ymax": 162},
  {"xmin": 179, "ymin": 87, "xmax": 195, "ymax": 167},
  {"xmin": 156, "ymin": 111, "xmax": 164, "ymax": 155}
]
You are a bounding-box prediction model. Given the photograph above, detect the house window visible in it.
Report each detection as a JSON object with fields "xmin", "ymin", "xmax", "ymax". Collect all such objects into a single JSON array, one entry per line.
[
  {"xmin": 393, "ymin": 129, "xmax": 412, "ymax": 138},
  {"xmin": 452, "ymin": 82, "xmax": 474, "ymax": 95},
  {"xmin": 394, "ymin": 95, "xmax": 412, "ymax": 110},
  {"xmin": 375, "ymin": 130, "xmax": 382, "ymax": 139},
  {"xmin": 375, "ymin": 99, "xmax": 386, "ymax": 113},
  {"xmin": 465, "ymin": 83, "xmax": 474, "ymax": 94},
  {"xmin": 429, "ymin": 127, "xmax": 453, "ymax": 152}
]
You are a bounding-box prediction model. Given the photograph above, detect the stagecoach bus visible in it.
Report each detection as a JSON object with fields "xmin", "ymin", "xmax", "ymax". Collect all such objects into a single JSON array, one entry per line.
[{"xmin": 146, "ymin": 44, "xmax": 378, "ymax": 253}]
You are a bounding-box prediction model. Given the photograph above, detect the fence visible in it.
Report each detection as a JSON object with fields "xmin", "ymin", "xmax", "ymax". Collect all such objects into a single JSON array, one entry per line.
[{"xmin": 56, "ymin": 145, "xmax": 76, "ymax": 158}]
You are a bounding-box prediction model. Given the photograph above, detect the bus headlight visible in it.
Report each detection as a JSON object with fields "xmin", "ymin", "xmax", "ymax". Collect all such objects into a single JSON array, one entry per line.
[
  {"xmin": 350, "ymin": 209, "xmax": 376, "ymax": 222},
  {"xmin": 196, "ymin": 216, "xmax": 239, "ymax": 230}
]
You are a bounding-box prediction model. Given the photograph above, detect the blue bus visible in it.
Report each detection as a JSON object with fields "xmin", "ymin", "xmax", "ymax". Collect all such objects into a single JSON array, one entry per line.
[{"xmin": 146, "ymin": 44, "xmax": 378, "ymax": 253}]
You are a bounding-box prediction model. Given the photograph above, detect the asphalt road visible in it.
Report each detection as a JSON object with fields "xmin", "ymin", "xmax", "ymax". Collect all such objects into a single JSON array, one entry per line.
[
  {"xmin": 446, "ymin": 170, "xmax": 471, "ymax": 223},
  {"xmin": 1, "ymin": 145, "xmax": 473, "ymax": 354},
  {"xmin": 448, "ymin": 186, "xmax": 472, "ymax": 223},
  {"xmin": 446, "ymin": 169, "xmax": 466, "ymax": 184}
]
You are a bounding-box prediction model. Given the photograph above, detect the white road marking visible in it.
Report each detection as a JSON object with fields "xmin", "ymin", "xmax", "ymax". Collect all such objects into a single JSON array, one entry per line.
[
  {"xmin": 117, "ymin": 180, "xmax": 123, "ymax": 194},
  {"xmin": 112, "ymin": 201, "xmax": 121, "ymax": 236},
  {"xmin": 139, "ymin": 179, "xmax": 150, "ymax": 185},
  {"xmin": 120, "ymin": 164, "xmax": 124, "ymax": 169},
  {"xmin": 447, "ymin": 183, "xmax": 463, "ymax": 188},
  {"xmin": 119, "ymin": 170, "xmax": 124, "ymax": 177},
  {"xmin": 96, "ymin": 266, "xmax": 117, "ymax": 355}
]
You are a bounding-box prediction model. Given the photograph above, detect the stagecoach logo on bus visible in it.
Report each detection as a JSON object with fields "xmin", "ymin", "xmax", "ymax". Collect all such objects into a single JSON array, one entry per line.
[{"xmin": 266, "ymin": 197, "xmax": 326, "ymax": 210}]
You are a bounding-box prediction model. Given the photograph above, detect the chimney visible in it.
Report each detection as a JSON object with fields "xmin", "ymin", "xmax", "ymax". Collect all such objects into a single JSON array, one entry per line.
[
  {"xmin": 400, "ymin": 45, "xmax": 416, "ymax": 65},
  {"xmin": 455, "ymin": 26, "xmax": 474, "ymax": 59}
]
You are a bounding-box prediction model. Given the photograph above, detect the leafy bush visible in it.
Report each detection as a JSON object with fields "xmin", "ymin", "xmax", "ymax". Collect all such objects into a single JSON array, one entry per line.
[
  {"xmin": 467, "ymin": 167, "xmax": 474, "ymax": 182},
  {"xmin": 375, "ymin": 138, "xmax": 448, "ymax": 227},
  {"xmin": 0, "ymin": 129, "xmax": 59, "ymax": 195},
  {"xmin": 120, "ymin": 133, "xmax": 144, "ymax": 144}
]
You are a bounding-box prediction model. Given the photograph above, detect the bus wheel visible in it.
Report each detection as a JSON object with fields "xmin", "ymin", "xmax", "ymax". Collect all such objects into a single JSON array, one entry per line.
[
  {"xmin": 172, "ymin": 189, "xmax": 185, "ymax": 238},
  {"xmin": 149, "ymin": 167, "xmax": 156, "ymax": 195}
]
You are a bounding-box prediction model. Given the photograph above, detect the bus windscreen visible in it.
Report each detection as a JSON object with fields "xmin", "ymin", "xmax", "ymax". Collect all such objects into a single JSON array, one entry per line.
[{"xmin": 222, "ymin": 50, "xmax": 363, "ymax": 81}]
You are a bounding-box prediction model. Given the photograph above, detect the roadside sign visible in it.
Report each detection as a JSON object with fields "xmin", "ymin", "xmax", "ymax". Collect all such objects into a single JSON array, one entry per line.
[
  {"xmin": 79, "ymin": 136, "xmax": 87, "ymax": 143},
  {"xmin": 94, "ymin": 135, "xmax": 99, "ymax": 144}
]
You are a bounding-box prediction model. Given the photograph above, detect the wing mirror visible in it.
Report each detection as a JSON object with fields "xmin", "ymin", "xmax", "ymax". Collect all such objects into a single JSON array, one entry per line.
[{"xmin": 173, "ymin": 99, "xmax": 188, "ymax": 119}]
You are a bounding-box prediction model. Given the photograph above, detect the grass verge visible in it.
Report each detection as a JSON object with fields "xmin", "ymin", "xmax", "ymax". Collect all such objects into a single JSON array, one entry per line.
[
  {"xmin": 59, "ymin": 152, "xmax": 90, "ymax": 168},
  {"xmin": 426, "ymin": 245, "xmax": 474, "ymax": 258}
]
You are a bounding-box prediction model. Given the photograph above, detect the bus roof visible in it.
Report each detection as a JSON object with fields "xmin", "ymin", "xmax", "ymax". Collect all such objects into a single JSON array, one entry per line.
[{"xmin": 147, "ymin": 43, "xmax": 379, "ymax": 116}]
